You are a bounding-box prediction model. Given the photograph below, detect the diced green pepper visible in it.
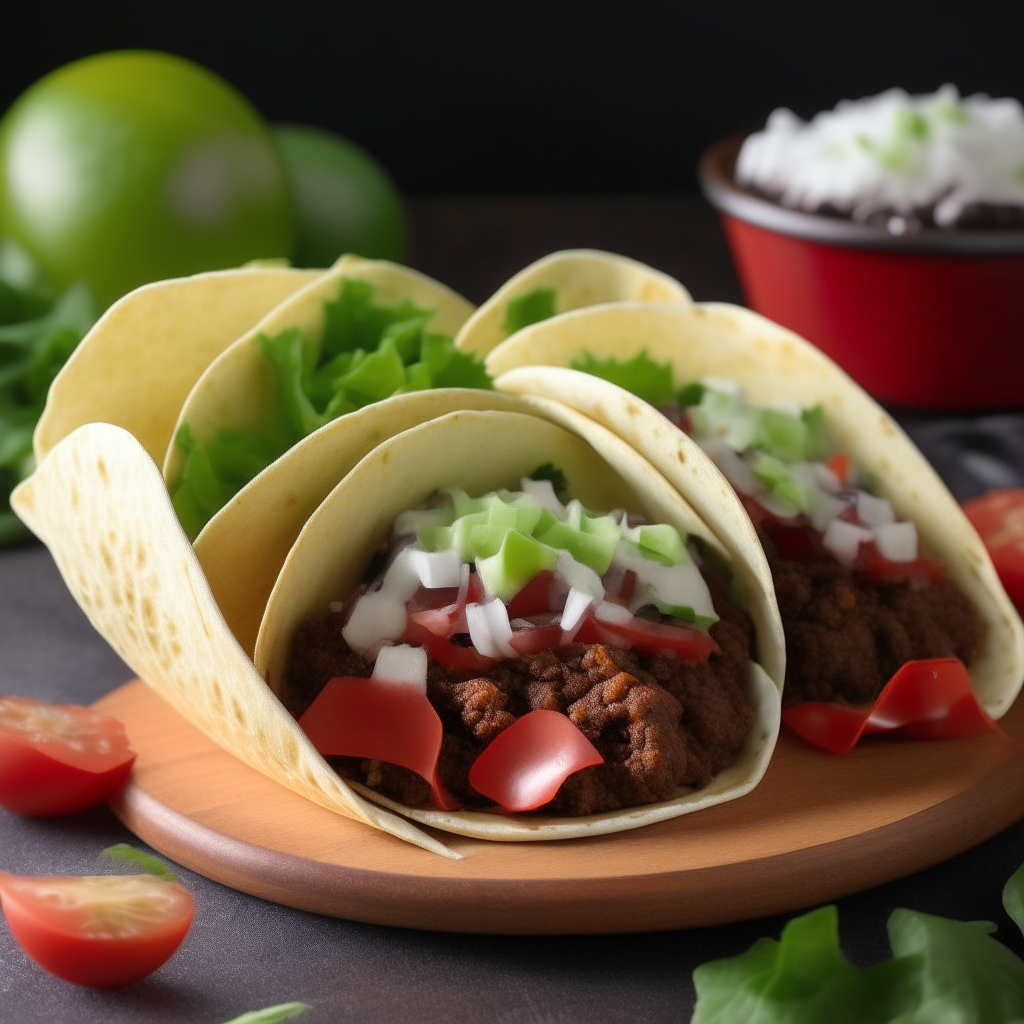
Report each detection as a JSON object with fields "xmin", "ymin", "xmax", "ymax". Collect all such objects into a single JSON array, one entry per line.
[{"xmin": 477, "ymin": 529, "xmax": 558, "ymax": 601}]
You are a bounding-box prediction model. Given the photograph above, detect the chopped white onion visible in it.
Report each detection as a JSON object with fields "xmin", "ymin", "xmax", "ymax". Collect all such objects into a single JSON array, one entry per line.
[
  {"xmin": 610, "ymin": 540, "xmax": 716, "ymax": 619},
  {"xmin": 555, "ymin": 549, "xmax": 605, "ymax": 602},
  {"xmin": 393, "ymin": 506, "xmax": 449, "ymax": 537},
  {"xmin": 520, "ymin": 477, "xmax": 565, "ymax": 517},
  {"xmin": 856, "ymin": 491, "xmax": 896, "ymax": 528},
  {"xmin": 595, "ymin": 600, "xmax": 634, "ymax": 625},
  {"xmin": 874, "ymin": 521, "xmax": 918, "ymax": 563},
  {"xmin": 700, "ymin": 376, "xmax": 743, "ymax": 396},
  {"xmin": 408, "ymin": 548, "xmax": 463, "ymax": 589},
  {"xmin": 564, "ymin": 499, "xmax": 584, "ymax": 530},
  {"xmin": 342, "ymin": 548, "xmax": 422, "ymax": 655},
  {"xmin": 822, "ymin": 519, "xmax": 873, "ymax": 565},
  {"xmin": 700, "ymin": 438, "xmax": 760, "ymax": 496},
  {"xmin": 810, "ymin": 462, "xmax": 842, "ymax": 493},
  {"xmin": 466, "ymin": 598, "xmax": 516, "ymax": 659},
  {"xmin": 371, "ymin": 644, "xmax": 428, "ymax": 691},
  {"xmin": 560, "ymin": 587, "xmax": 595, "ymax": 637},
  {"xmin": 456, "ymin": 562, "xmax": 471, "ymax": 606}
]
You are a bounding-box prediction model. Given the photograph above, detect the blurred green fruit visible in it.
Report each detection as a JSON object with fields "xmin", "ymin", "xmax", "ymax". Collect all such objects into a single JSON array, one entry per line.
[
  {"xmin": 273, "ymin": 123, "xmax": 406, "ymax": 266},
  {"xmin": 0, "ymin": 51, "xmax": 293, "ymax": 309}
]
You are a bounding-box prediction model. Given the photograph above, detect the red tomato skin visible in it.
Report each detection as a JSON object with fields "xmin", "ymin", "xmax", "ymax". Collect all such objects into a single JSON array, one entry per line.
[
  {"xmin": 468, "ymin": 710, "xmax": 603, "ymax": 812},
  {"xmin": 0, "ymin": 698, "xmax": 136, "ymax": 816},
  {"xmin": 963, "ymin": 489, "xmax": 1024, "ymax": 613},
  {"xmin": 0, "ymin": 735, "xmax": 134, "ymax": 815},
  {"xmin": 0, "ymin": 875, "xmax": 194, "ymax": 988},
  {"xmin": 401, "ymin": 618, "xmax": 495, "ymax": 673}
]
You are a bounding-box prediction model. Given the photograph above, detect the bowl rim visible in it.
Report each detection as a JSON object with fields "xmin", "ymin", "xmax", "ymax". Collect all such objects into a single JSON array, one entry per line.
[{"xmin": 698, "ymin": 134, "xmax": 1024, "ymax": 256}]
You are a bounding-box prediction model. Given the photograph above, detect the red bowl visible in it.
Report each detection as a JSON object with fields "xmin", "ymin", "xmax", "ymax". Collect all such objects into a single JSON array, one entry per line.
[{"xmin": 699, "ymin": 135, "xmax": 1024, "ymax": 410}]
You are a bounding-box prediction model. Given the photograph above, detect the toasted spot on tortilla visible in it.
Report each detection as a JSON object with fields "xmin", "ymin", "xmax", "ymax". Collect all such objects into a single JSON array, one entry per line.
[
  {"xmin": 677, "ymin": 449, "xmax": 686, "ymax": 464},
  {"xmin": 141, "ymin": 597, "xmax": 156, "ymax": 628},
  {"xmin": 879, "ymin": 416, "xmax": 896, "ymax": 436},
  {"xmin": 96, "ymin": 457, "xmax": 109, "ymax": 484}
]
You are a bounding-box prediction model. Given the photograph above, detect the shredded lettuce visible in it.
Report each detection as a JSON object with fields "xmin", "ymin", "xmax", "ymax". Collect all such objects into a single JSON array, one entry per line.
[
  {"xmin": 0, "ymin": 269, "xmax": 97, "ymax": 546},
  {"xmin": 171, "ymin": 277, "xmax": 492, "ymax": 539},
  {"xmin": 571, "ymin": 350, "xmax": 678, "ymax": 409},
  {"xmin": 503, "ymin": 287, "xmax": 557, "ymax": 334}
]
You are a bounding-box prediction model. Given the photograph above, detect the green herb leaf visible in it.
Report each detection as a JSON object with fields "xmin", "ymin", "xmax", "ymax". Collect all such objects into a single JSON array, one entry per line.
[
  {"xmin": 101, "ymin": 844, "xmax": 178, "ymax": 882},
  {"xmin": 692, "ymin": 905, "xmax": 922, "ymax": 1024},
  {"xmin": 888, "ymin": 908, "xmax": 1024, "ymax": 1023},
  {"xmin": 571, "ymin": 350, "xmax": 676, "ymax": 408},
  {"xmin": 528, "ymin": 463, "xmax": 568, "ymax": 498},
  {"xmin": 502, "ymin": 287, "xmax": 558, "ymax": 334},
  {"xmin": 1003, "ymin": 861, "xmax": 1024, "ymax": 939},
  {"xmin": 219, "ymin": 1003, "xmax": 309, "ymax": 1024}
]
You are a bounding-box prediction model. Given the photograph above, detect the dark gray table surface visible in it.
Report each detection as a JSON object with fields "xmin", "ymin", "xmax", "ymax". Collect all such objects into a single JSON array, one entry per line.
[{"xmin": 3, "ymin": 195, "xmax": 1024, "ymax": 1023}]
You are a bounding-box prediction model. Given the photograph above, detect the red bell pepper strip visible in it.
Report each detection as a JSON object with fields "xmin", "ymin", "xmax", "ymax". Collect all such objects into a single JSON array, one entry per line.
[
  {"xmin": 298, "ymin": 676, "xmax": 458, "ymax": 809},
  {"xmin": 468, "ymin": 710, "xmax": 604, "ymax": 812},
  {"xmin": 782, "ymin": 658, "xmax": 1007, "ymax": 755}
]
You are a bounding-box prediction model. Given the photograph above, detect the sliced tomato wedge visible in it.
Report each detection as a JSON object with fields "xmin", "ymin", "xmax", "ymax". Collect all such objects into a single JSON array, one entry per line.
[
  {"xmin": 576, "ymin": 614, "xmax": 718, "ymax": 662},
  {"xmin": 855, "ymin": 541, "xmax": 945, "ymax": 587},
  {"xmin": 0, "ymin": 871, "xmax": 193, "ymax": 987},
  {"xmin": 782, "ymin": 658, "xmax": 1005, "ymax": 755},
  {"xmin": 468, "ymin": 710, "xmax": 604, "ymax": 812},
  {"xmin": 506, "ymin": 571, "xmax": 556, "ymax": 619},
  {"xmin": 298, "ymin": 676, "xmax": 457, "ymax": 809},
  {"xmin": 401, "ymin": 619, "xmax": 495, "ymax": 673},
  {"xmin": 963, "ymin": 488, "xmax": 1024, "ymax": 613},
  {"xmin": 508, "ymin": 622, "xmax": 564, "ymax": 657},
  {"xmin": 0, "ymin": 696, "xmax": 136, "ymax": 816}
]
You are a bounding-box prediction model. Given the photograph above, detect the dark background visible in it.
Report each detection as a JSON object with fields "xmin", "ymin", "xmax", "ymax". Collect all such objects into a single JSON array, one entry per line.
[{"xmin": 5, "ymin": 1, "xmax": 1024, "ymax": 197}]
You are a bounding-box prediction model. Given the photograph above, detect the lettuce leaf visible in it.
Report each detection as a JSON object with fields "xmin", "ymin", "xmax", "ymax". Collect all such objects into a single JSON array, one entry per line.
[
  {"xmin": 172, "ymin": 276, "xmax": 491, "ymax": 538},
  {"xmin": 503, "ymin": 287, "xmax": 557, "ymax": 334},
  {"xmin": 570, "ymin": 350, "xmax": 677, "ymax": 408}
]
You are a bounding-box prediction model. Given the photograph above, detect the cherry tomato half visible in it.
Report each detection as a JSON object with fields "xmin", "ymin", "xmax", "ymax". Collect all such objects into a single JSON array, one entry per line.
[
  {"xmin": 963, "ymin": 488, "xmax": 1024, "ymax": 614},
  {"xmin": 468, "ymin": 710, "xmax": 603, "ymax": 812},
  {"xmin": 0, "ymin": 696, "xmax": 136, "ymax": 816},
  {"xmin": 0, "ymin": 871, "xmax": 194, "ymax": 987},
  {"xmin": 575, "ymin": 615, "xmax": 718, "ymax": 662}
]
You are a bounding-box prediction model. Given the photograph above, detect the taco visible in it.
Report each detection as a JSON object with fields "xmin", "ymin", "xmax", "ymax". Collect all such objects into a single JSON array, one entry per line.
[
  {"xmin": 33, "ymin": 264, "xmax": 322, "ymax": 466},
  {"xmin": 13, "ymin": 403, "xmax": 783, "ymax": 848},
  {"xmin": 453, "ymin": 249, "xmax": 690, "ymax": 360},
  {"xmin": 485, "ymin": 301, "xmax": 1024, "ymax": 725},
  {"xmin": 161, "ymin": 255, "xmax": 483, "ymax": 540}
]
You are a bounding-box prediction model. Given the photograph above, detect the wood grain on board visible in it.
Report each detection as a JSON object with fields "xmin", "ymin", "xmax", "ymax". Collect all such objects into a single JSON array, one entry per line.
[{"xmin": 98, "ymin": 678, "xmax": 1024, "ymax": 935}]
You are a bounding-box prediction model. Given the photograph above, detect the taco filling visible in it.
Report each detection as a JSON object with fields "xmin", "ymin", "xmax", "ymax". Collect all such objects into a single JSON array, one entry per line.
[
  {"xmin": 281, "ymin": 475, "xmax": 756, "ymax": 816},
  {"xmin": 572, "ymin": 353, "xmax": 986, "ymax": 707},
  {"xmin": 170, "ymin": 276, "xmax": 491, "ymax": 539}
]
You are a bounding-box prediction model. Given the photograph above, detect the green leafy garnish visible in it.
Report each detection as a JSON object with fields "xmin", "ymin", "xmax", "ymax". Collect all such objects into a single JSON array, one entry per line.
[
  {"xmin": 571, "ymin": 350, "xmax": 677, "ymax": 408},
  {"xmin": 101, "ymin": 843, "xmax": 178, "ymax": 882},
  {"xmin": 219, "ymin": 1004, "xmax": 309, "ymax": 1024},
  {"xmin": 895, "ymin": 108, "xmax": 930, "ymax": 141},
  {"xmin": 502, "ymin": 287, "xmax": 557, "ymax": 334},
  {"xmin": 171, "ymin": 276, "xmax": 492, "ymax": 539},
  {"xmin": 0, "ymin": 268, "xmax": 97, "ymax": 546},
  {"xmin": 1003, "ymin": 860, "xmax": 1024, "ymax": 939},
  {"xmin": 528, "ymin": 462, "xmax": 568, "ymax": 498}
]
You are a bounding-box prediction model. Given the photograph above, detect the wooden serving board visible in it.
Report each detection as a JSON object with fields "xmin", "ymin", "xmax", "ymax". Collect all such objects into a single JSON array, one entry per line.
[{"xmin": 97, "ymin": 679, "xmax": 1024, "ymax": 935}]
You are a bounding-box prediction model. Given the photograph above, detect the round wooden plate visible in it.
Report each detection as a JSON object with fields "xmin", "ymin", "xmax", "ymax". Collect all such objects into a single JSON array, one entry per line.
[{"xmin": 97, "ymin": 679, "xmax": 1024, "ymax": 935}]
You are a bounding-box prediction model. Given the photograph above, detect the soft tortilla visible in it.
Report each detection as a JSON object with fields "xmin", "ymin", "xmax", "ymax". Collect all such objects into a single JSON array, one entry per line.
[
  {"xmin": 34, "ymin": 266, "xmax": 323, "ymax": 466},
  {"xmin": 11, "ymin": 424, "xmax": 457, "ymax": 858},
  {"xmin": 162, "ymin": 256, "xmax": 475, "ymax": 486},
  {"xmin": 453, "ymin": 249, "xmax": 691, "ymax": 359},
  {"xmin": 255, "ymin": 408, "xmax": 783, "ymax": 841},
  {"xmin": 486, "ymin": 301, "xmax": 1024, "ymax": 718}
]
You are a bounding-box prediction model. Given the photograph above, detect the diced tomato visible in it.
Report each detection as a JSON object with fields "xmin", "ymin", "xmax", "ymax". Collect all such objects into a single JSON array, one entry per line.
[
  {"xmin": 506, "ymin": 571, "xmax": 556, "ymax": 620},
  {"xmin": 963, "ymin": 488, "xmax": 1024, "ymax": 613},
  {"xmin": 406, "ymin": 586, "xmax": 460, "ymax": 614},
  {"xmin": 782, "ymin": 658, "xmax": 1005, "ymax": 755},
  {"xmin": 0, "ymin": 696, "xmax": 136, "ymax": 816},
  {"xmin": 855, "ymin": 541, "xmax": 945, "ymax": 587},
  {"xmin": 763, "ymin": 522, "xmax": 825, "ymax": 562},
  {"xmin": 826, "ymin": 452, "xmax": 850, "ymax": 487},
  {"xmin": 575, "ymin": 614, "xmax": 718, "ymax": 662},
  {"xmin": 408, "ymin": 602, "xmax": 468, "ymax": 638},
  {"xmin": 468, "ymin": 710, "xmax": 604, "ymax": 812},
  {"xmin": 508, "ymin": 623, "xmax": 564, "ymax": 657},
  {"xmin": 401, "ymin": 619, "xmax": 495, "ymax": 673},
  {"xmin": 0, "ymin": 871, "xmax": 193, "ymax": 987},
  {"xmin": 618, "ymin": 569, "xmax": 638, "ymax": 604},
  {"xmin": 298, "ymin": 676, "xmax": 457, "ymax": 810}
]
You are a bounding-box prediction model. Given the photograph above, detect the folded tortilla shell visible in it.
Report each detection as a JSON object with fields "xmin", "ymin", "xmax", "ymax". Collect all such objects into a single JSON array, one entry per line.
[
  {"xmin": 486, "ymin": 301, "xmax": 1024, "ymax": 719},
  {"xmin": 255, "ymin": 407, "xmax": 783, "ymax": 841},
  {"xmin": 454, "ymin": 249, "xmax": 690, "ymax": 359},
  {"xmin": 162, "ymin": 256, "xmax": 475, "ymax": 485},
  {"xmin": 195, "ymin": 389, "xmax": 529, "ymax": 658},
  {"xmin": 11, "ymin": 423, "xmax": 458, "ymax": 858},
  {"xmin": 34, "ymin": 266, "xmax": 323, "ymax": 466}
]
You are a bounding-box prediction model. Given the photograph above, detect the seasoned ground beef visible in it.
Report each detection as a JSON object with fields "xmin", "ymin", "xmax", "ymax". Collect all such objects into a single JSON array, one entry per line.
[
  {"xmin": 282, "ymin": 578, "xmax": 756, "ymax": 816},
  {"xmin": 767, "ymin": 543, "xmax": 986, "ymax": 707}
]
